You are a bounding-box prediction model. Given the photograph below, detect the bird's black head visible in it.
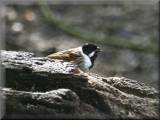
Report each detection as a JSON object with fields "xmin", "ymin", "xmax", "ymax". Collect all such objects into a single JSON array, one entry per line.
[
  {"xmin": 82, "ymin": 43, "xmax": 100, "ymax": 55},
  {"xmin": 82, "ymin": 43, "xmax": 101, "ymax": 69}
]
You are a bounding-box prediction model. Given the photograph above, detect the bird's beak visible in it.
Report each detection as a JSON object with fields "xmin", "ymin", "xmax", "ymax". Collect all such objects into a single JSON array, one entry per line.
[{"xmin": 96, "ymin": 47, "xmax": 102, "ymax": 52}]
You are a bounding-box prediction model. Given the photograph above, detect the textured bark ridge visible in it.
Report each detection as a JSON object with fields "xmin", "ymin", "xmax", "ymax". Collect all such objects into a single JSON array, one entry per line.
[{"xmin": 0, "ymin": 50, "xmax": 159, "ymax": 119}]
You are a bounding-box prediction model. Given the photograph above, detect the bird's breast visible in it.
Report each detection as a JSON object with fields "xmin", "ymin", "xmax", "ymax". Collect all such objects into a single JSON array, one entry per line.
[{"xmin": 78, "ymin": 53, "xmax": 92, "ymax": 71}]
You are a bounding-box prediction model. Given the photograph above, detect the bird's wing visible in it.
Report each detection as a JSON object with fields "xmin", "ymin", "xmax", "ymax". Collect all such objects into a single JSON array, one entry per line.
[{"xmin": 47, "ymin": 47, "xmax": 81, "ymax": 61}]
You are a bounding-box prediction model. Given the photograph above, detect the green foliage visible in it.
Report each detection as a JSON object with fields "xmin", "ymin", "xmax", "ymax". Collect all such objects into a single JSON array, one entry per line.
[{"xmin": 39, "ymin": 1, "xmax": 158, "ymax": 54}]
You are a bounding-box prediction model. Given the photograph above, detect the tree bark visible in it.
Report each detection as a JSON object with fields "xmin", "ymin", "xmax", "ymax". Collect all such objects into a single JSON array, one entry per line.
[{"xmin": 0, "ymin": 50, "xmax": 159, "ymax": 119}]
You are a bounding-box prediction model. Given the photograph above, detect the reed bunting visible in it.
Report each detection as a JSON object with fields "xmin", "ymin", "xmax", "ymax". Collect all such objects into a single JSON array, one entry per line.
[{"xmin": 47, "ymin": 43, "xmax": 101, "ymax": 72}]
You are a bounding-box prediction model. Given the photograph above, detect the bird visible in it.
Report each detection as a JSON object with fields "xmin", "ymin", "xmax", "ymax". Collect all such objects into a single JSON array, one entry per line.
[{"xmin": 47, "ymin": 43, "xmax": 102, "ymax": 72}]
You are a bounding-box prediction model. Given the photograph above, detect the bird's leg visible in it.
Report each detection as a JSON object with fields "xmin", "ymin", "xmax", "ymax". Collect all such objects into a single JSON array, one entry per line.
[{"xmin": 71, "ymin": 68, "xmax": 89, "ymax": 79}]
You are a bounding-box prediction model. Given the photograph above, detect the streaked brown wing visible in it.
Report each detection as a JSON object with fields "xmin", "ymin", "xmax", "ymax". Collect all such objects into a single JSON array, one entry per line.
[{"xmin": 47, "ymin": 47, "xmax": 81, "ymax": 61}]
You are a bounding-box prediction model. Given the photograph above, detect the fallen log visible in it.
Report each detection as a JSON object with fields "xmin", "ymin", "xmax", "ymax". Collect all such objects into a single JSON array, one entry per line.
[{"xmin": 0, "ymin": 50, "xmax": 159, "ymax": 119}]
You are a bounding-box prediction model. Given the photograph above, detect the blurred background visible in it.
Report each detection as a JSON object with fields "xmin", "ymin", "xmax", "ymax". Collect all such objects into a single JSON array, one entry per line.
[{"xmin": 1, "ymin": 0, "xmax": 159, "ymax": 89}]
